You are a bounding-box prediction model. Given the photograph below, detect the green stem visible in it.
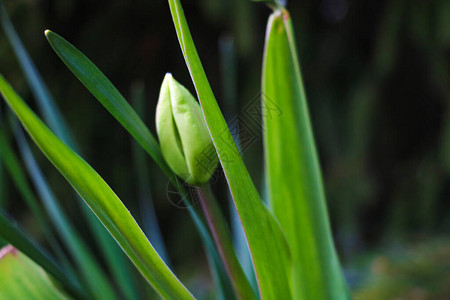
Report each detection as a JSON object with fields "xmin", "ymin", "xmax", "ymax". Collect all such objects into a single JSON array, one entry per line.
[{"xmin": 197, "ymin": 183, "xmax": 256, "ymax": 300}]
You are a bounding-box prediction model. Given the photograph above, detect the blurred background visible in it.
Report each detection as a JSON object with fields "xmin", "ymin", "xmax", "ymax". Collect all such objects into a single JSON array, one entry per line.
[{"xmin": 0, "ymin": 0, "xmax": 449, "ymax": 298}]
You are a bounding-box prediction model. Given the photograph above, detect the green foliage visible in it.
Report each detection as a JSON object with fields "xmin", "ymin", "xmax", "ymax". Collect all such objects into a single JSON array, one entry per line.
[
  {"xmin": 0, "ymin": 74, "xmax": 194, "ymax": 299},
  {"xmin": 0, "ymin": 212, "xmax": 84, "ymax": 299},
  {"xmin": 167, "ymin": 0, "xmax": 292, "ymax": 298},
  {"xmin": 43, "ymin": 28, "xmax": 233, "ymax": 298},
  {"xmin": 0, "ymin": 245, "xmax": 70, "ymax": 300},
  {"xmin": 262, "ymin": 10, "xmax": 349, "ymax": 300}
]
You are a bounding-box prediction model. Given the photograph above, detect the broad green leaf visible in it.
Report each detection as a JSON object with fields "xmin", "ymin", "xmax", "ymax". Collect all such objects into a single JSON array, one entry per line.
[
  {"xmin": 44, "ymin": 29, "xmax": 234, "ymax": 300},
  {"xmin": 12, "ymin": 125, "xmax": 121, "ymax": 300},
  {"xmin": 262, "ymin": 10, "xmax": 350, "ymax": 300},
  {"xmin": 0, "ymin": 212, "xmax": 84, "ymax": 299},
  {"xmin": 0, "ymin": 6, "xmax": 136, "ymax": 297},
  {"xmin": 168, "ymin": 0, "xmax": 292, "ymax": 299},
  {"xmin": 0, "ymin": 245, "xmax": 70, "ymax": 300},
  {"xmin": 0, "ymin": 75, "xmax": 194, "ymax": 300}
]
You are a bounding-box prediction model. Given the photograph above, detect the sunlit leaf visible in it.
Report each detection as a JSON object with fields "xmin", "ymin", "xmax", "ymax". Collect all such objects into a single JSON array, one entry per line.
[
  {"xmin": 0, "ymin": 245, "xmax": 71, "ymax": 300},
  {"xmin": 262, "ymin": 9, "xmax": 350, "ymax": 300},
  {"xmin": 0, "ymin": 212, "xmax": 84, "ymax": 299}
]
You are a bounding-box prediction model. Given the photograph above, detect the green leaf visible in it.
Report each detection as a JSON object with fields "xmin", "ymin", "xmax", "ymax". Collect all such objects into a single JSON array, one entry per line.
[
  {"xmin": 44, "ymin": 30, "xmax": 168, "ymax": 174},
  {"xmin": 44, "ymin": 29, "xmax": 233, "ymax": 300},
  {"xmin": 168, "ymin": 0, "xmax": 292, "ymax": 299},
  {"xmin": 262, "ymin": 10, "xmax": 350, "ymax": 300},
  {"xmin": 12, "ymin": 125, "xmax": 123, "ymax": 300},
  {"xmin": 0, "ymin": 129, "xmax": 48, "ymax": 231},
  {"xmin": 0, "ymin": 245, "xmax": 71, "ymax": 300},
  {"xmin": 0, "ymin": 127, "xmax": 74, "ymax": 274},
  {"xmin": 0, "ymin": 2, "xmax": 73, "ymax": 146},
  {"xmin": 0, "ymin": 74, "xmax": 194, "ymax": 300},
  {"xmin": 0, "ymin": 211, "xmax": 85, "ymax": 299},
  {"xmin": 0, "ymin": 6, "xmax": 137, "ymax": 298}
]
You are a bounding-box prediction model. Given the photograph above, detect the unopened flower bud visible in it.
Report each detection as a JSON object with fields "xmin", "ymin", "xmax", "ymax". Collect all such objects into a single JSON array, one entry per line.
[{"xmin": 156, "ymin": 73, "xmax": 218, "ymax": 185}]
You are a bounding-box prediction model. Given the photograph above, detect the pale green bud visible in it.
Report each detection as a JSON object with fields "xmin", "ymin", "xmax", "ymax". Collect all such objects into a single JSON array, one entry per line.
[{"xmin": 156, "ymin": 73, "xmax": 218, "ymax": 185}]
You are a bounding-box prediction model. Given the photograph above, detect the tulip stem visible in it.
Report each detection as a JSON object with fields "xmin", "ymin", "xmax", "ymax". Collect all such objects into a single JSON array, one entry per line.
[{"xmin": 197, "ymin": 182, "xmax": 256, "ymax": 300}]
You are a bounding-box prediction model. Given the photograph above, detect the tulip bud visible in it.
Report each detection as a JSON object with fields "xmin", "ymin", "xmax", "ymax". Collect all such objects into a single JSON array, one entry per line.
[{"xmin": 156, "ymin": 73, "xmax": 218, "ymax": 185}]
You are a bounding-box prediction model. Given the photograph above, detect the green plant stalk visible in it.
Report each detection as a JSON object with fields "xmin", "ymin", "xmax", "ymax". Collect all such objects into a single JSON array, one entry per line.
[
  {"xmin": 168, "ymin": 1, "xmax": 292, "ymax": 299},
  {"xmin": 197, "ymin": 183, "xmax": 256, "ymax": 300},
  {"xmin": 262, "ymin": 9, "xmax": 349, "ymax": 300},
  {"xmin": 0, "ymin": 74, "xmax": 195, "ymax": 300}
]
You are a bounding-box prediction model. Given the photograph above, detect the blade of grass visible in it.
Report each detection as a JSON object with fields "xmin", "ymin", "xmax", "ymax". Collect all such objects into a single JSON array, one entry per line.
[
  {"xmin": 0, "ymin": 129, "xmax": 47, "ymax": 228},
  {"xmin": 44, "ymin": 29, "xmax": 235, "ymax": 299},
  {"xmin": 0, "ymin": 127, "xmax": 74, "ymax": 273},
  {"xmin": 0, "ymin": 2, "xmax": 73, "ymax": 146},
  {"xmin": 219, "ymin": 35, "xmax": 259, "ymax": 295},
  {"xmin": 0, "ymin": 211, "xmax": 85, "ymax": 299},
  {"xmin": 262, "ymin": 9, "xmax": 349, "ymax": 300},
  {"xmin": 0, "ymin": 74, "xmax": 195, "ymax": 299},
  {"xmin": 12, "ymin": 122, "xmax": 127, "ymax": 300},
  {"xmin": 168, "ymin": 1, "xmax": 292, "ymax": 298},
  {"xmin": 0, "ymin": 6, "xmax": 138, "ymax": 298}
]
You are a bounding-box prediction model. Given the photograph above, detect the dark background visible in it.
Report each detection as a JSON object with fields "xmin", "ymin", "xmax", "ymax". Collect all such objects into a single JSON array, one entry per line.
[{"xmin": 1, "ymin": 0, "xmax": 449, "ymax": 298}]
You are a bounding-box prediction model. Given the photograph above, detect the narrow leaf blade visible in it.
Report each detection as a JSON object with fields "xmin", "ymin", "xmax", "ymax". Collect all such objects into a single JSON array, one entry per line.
[
  {"xmin": 168, "ymin": 1, "xmax": 292, "ymax": 298},
  {"xmin": 12, "ymin": 125, "xmax": 123, "ymax": 300}
]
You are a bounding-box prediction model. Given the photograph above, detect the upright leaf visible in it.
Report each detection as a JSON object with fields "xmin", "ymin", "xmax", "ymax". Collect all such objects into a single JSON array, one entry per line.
[
  {"xmin": 262, "ymin": 9, "xmax": 350, "ymax": 300},
  {"xmin": 0, "ymin": 74, "xmax": 194, "ymax": 300},
  {"xmin": 168, "ymin": 0, "xmax": 292, "ymax": 298}
]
